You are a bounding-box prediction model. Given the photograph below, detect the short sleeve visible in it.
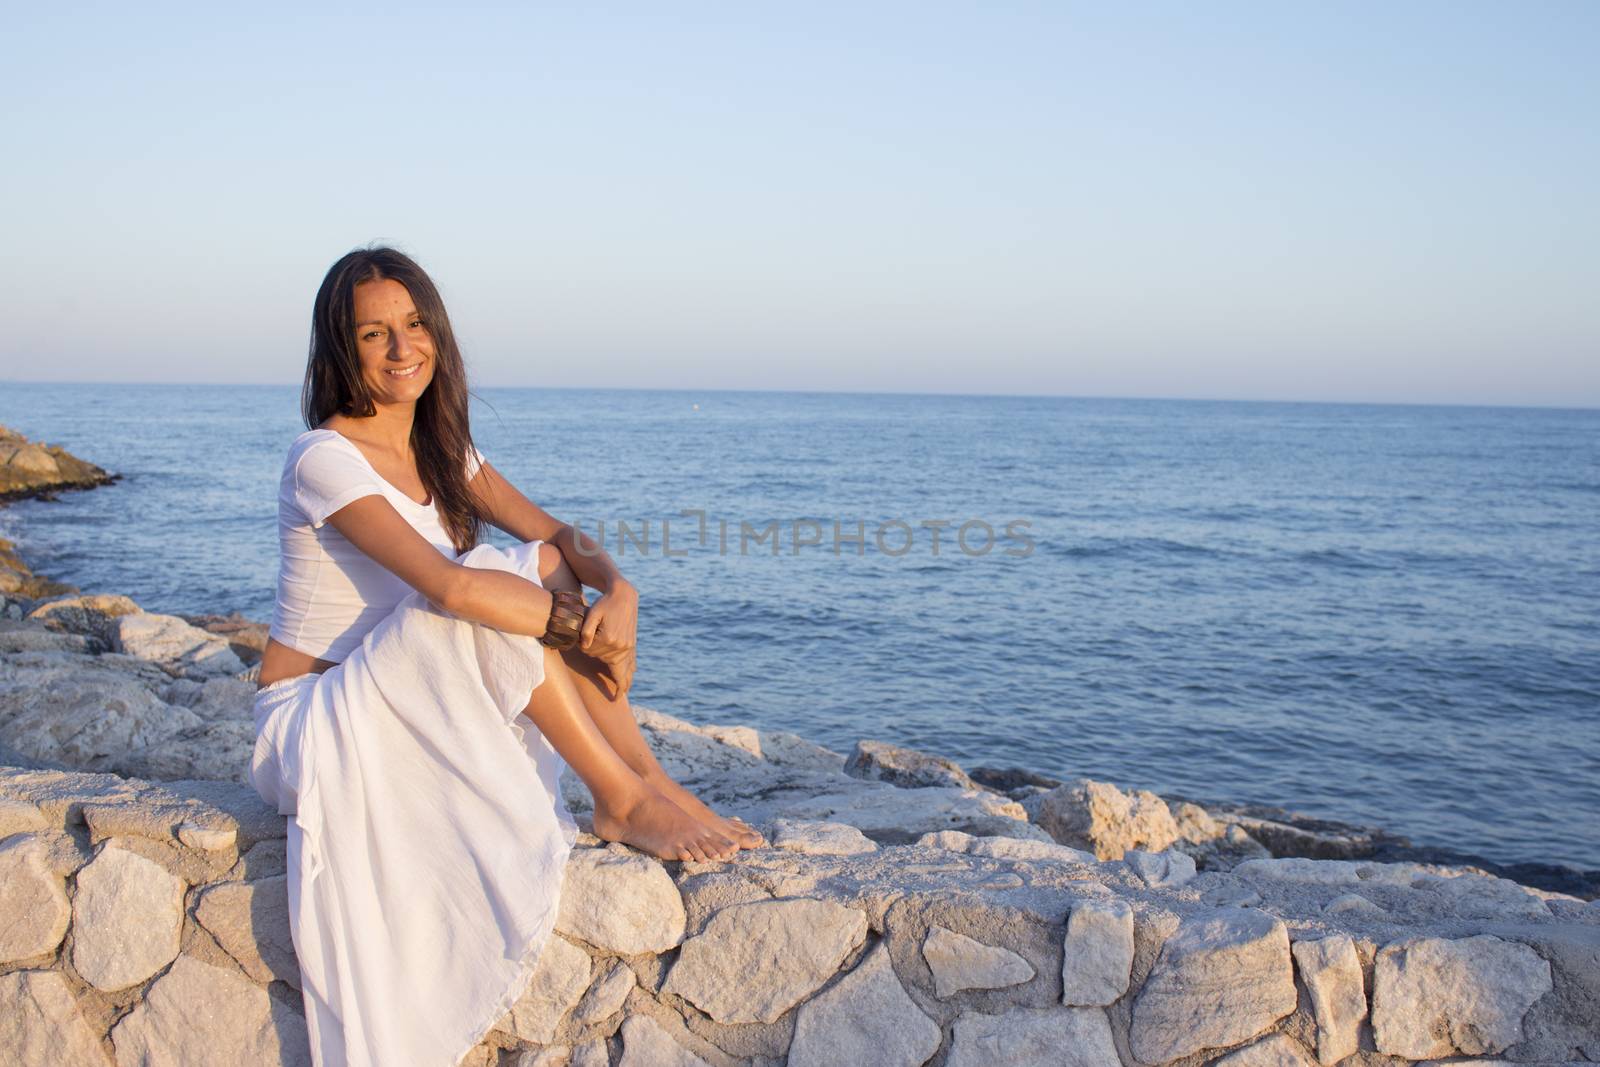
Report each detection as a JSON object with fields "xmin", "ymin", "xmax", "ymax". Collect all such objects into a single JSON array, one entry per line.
[
  {"xmin": 292, "ymin": 439, "xmax": 386, "ymax": 528},
  {"xmin": 466, "ymin": 445, "xmax": 487, "ymax": 481}
]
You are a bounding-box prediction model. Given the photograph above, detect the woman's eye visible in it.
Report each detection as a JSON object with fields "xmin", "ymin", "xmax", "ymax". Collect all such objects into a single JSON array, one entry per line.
[
  {"xmin": 410, "ymin": 319, "xmax": 425, "ymax": 329},
  {"xmin": 362, "ymin": 330, "xmax": 382, "ymax": 340}
]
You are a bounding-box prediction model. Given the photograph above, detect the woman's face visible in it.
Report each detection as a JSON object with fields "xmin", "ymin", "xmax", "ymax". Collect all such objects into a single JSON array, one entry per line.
[{"xmin": 352, "ymin": 277, "xmax": 436, "ymax": 406}]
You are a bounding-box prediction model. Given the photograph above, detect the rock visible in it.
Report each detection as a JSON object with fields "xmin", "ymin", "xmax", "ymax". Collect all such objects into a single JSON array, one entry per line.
[
  {"xmin": 112, "ymin": 613, "xmax": 244, "ymax": 677},
  {"xmin": 195, "ymin": 875, "xmax": 298, "ymax": 987},
  {"xmin": 945, "ymin": 1005, "xmax": 1121, "ymax": 1067},
  {"xmin": 1129, "ymin": 908, "xmax": 1297, "ymax": 1063},
  {"xmin": 0, "ymin": 835, "xmax": 71, "ymax": 963},
  {"xmin": 1291, "ymin": 934, "xmax": 1366, "ymax": 1065},
  {"xmin": 1201, "ymin": 882, "xmax": 1263, "ymax": 908},
  {"xmin": 1234, "ymin": 857, "xmax": 1407, "ymax": 886},
  {"xmin": 1060, "ymin": 899, "xmax": 1134, "ymax": 1007},
  {"xmin": 178, "ymin": 611, "xmax": 270, "ymax": 667},
  {"xmin": 618, "ymin": 1014, "xmax": 714, "ymax": 1067},
  {"xmin": 790, "ymin": 942, "xmax": 942, "ymax": 1066},
  {"xmin": 1212, "ymin": 1032, "xmax": 1320, "ymax": 1067},
  {"xmin": 26, "ymin": 594, "xmax": 141, "ymax": 646},
  {"xmin": 0, "ymin": 969, "xmax": 113, "ymax": 1066},
  {"xmin": 1123, "ymin": 848, "xmax": 1197, "ymax": 888},
  {"xmin": 556, "ymin": 845, "xmax": 685, "ymax": 955},
  {"xmin": 71, "ymin": 842, "xmax": 185, "ymax": 991},
  {"xmin": 922, "ymin": 924, "xmax": 1035, "ymax": 997},
  {"xmin": 770, "ymin": 817, "xmax": 878, "ymax": 856},
  {"xmin": 0, "ymin": 426, "xmax": 116, "ymax": 502},
  {"xmin": 1410, "ymin": 870, "xmax": 1553, "ymax": 919},
  {"xmin": 179, "ymin": 821, "xmax": 237, "ymax": 851},
  {"xmin": 662, "ymin": 898, "xmax": 868, "ymax": 1024},
  {"xmin": 1172, "ymin": 800, "xmax": 1224, "ymax": 843},
  {"xmin": 0, "ymin": 655, "xmax": 205, "ymax": 775},
  {"xmin": 964, "ymin": 834, "xmax": 1097, "ymax": 863},
  {"xmin": 967, "ymin": 765, "xmax": 1064, "ymax": 794},
  {"xmin": 571, "ymin": 956, "xmax": 634, "ymax": 1026},
  {"xmin": 1324, "ymin": 893, "xmax": 1386, "ymax": 917},
  {"xmin": 110, "ymin": 954, "xmax": 310, "ymax": 1066},
  {"xmin": 502, "ymin": 935, "xmax": 591, "ymax": 1044},
  {"xmin": 845, "ymin": 739, "xmax": 980, "ymax": 790},
  {"xmin": 1371, "ymin": 934, "xmax": 1553, "ymax": 1058},
  {"xmin": 0, "ymin": 795, "xmax": 47, "ymax": 837},
  {"xmin": 1028, "ymin": 778, "xmax": 1178, "ymax": 860}
]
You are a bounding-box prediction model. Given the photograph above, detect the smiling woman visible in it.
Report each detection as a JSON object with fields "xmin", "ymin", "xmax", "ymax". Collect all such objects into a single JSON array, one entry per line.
[{"xmin": 247, "ymin": 246, "xmax": 765, "ymax": 1067}]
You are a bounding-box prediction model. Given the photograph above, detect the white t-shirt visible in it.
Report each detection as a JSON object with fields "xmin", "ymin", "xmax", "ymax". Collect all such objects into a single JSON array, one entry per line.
[{"xmin": 268, "ymin": 429, "xmax": 486, "ymax": 662}]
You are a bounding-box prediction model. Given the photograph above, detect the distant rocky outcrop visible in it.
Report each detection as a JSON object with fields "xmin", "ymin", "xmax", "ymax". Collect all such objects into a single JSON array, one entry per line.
[{"xmin": 0, "ymin": 424, "xmax": 118, "ymax": 505}]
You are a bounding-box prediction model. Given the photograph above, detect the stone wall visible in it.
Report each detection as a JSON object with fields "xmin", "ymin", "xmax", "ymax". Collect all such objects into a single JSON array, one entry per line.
[{"xmin": 2, "ymin": 764, "xmax": 1596, "ymax": 1067}]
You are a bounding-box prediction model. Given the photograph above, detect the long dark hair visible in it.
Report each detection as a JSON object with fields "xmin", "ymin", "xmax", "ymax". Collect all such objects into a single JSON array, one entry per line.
[{"xmin": 302, "ymin": 246, "xmax": 487, "ymax": 554}]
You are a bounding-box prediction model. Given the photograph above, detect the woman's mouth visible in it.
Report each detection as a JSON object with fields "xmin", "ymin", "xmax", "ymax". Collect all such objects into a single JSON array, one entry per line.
[{"xmin": 385, "ymin": 362, "xmax": 423, "ymax": 379}]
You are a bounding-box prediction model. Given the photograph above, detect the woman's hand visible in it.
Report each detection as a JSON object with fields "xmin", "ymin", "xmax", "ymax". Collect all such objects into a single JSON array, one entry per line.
[{"xmin": 581, "ymin": 579, "xmax": 638, "ymax": 697}]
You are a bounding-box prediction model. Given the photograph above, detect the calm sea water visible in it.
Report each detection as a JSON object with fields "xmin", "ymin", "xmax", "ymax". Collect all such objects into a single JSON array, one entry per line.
[{"xmin": 1, "ymin": 383, "xmax": 1596, "ymax": 871}]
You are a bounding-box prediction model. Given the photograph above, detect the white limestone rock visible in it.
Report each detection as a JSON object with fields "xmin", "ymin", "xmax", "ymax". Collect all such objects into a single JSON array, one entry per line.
[
  {"xmin": 1129, "ymin": 908, "xmax": 1296, "ymax": 1063},
  {"xmin": 946, "ymin": 1005, "xmax": 1121, "ymax": 1067},
  {"xmin": 662, "ymin": 897, "xmax": 868, "ymax": 1024},
  {"xmin": 844, "ymin": 738, "xmax": 980, "ymax": 790},
  {"xmin": 1324, "ymin": 892, "xmax": 1387, "ymax": 917},
  {"xmin": 1124, "ymin": 847, "xmax": 1197, "ymax": 888},
  {"xmin": 790, "ymin": 942, "xmax": 942, "ymax": 1066},
  {"xmin": 555, "ymin": 845, "xmax": 685, "ymax": 955},
  {"xmin": 71, "ymin": 843, "xmax": 185, "ymax": 991},
  {"xmin": 1371, "ymin": 934, "xmax": 1553, "ymax": 1059},
  {"xmin": 0, "ymin": 658, "xmax": 204, "ymax": 774},
  {"xmin": 195, "ymin": 875, "xmax": 298, "ymax": 987},
  {"xmin": 0, "ymin": 969, "xmax": 113, "ymax": 1066},
  {"xmin": 922, "ymin": 924, "xmax": 1035, "ymax": 998},
  {"xmin": 1212, "ymin": 1032, "xmax": 1320, "ymax": 1067},
  {"xmin": 1027, "ymin": 778, "xmax": 1179, "ymax": 860},
  {"xmin": 110, "ymin": 954, "xmax": 310, "ymax": 1066},
  {"xmin": 618, "ymin": 1014, "xmax": 714, "ymax": 1067},
  {"xmin": 964, "ymin": 834, "xmax": 1097, "ymax": 864},
  {"xmin": 1061, "ymin": 899, "xmax": 1134, "ymax": 1007},
  {"xmin": 503, "ymin": 935, "xmax": 592, "ymax": 1044},
  {"xmin": 113, "ymin": 612, "xmax": 244, "ymax": 677},
  {"xmin": 1291, "ymin": 934, "xmax": 1366, "ymax": 1065},
  {"xmin": 0, "ymin": 835, "xmax": 70, "ymax": 963},
  {"xmin": 1410, "ymin": 869, "xmax": 1553, "ymax": 919},
  {"xmin": 770, "ymin": 817, "xmax": 878, "ymax": 856},
  {"xmin": 0, "ymin": 796, "xmax": 47, "ymax": 837},
  {"xmin": 571, "ymin": 956, "xmax": 635, "ymax": 1026},
  {"xmin": 178, "ymin": 820, "xmax": 237, "ymax": 851}
]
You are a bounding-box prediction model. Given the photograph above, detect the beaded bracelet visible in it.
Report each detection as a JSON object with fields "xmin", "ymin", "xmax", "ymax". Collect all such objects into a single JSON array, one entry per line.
[{"xmin": 539, "ymin": 589, "xmax": 588, "ymax": 650}]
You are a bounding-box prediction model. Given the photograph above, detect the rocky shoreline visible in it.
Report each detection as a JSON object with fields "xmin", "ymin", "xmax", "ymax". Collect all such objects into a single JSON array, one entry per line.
[{"xmin": 3, "ymin": 423, "xmax": 1598, "ymax": 1066}]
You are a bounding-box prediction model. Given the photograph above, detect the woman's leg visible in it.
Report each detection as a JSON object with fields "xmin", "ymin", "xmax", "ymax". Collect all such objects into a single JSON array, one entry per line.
[
  {"xmin": 536, "ymin": 546, "xmax": 766, "ymax": 850},
  {"xmin": 519, "ymin": 615, "xmax": 737, "ymax": 863}
]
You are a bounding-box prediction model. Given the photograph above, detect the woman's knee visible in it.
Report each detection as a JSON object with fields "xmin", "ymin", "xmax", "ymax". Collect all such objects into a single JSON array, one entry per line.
[{"xmin": 536, "ymin": 542, "xmax": 580, "ymax": 593}]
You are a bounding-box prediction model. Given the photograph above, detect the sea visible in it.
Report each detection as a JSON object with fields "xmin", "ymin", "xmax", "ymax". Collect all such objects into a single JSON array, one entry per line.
[{"xmin": 1, "ymin": 382, "xmax": 1596, "ymax": 872}]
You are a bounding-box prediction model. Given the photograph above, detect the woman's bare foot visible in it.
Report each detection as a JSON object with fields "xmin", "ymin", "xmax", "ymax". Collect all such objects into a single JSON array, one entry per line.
[
  {"xmin": 592, "ymin": 787, "xmax": 740, "ymax": 863},
  {"xmin": 646, "ymin": 775, "xmax": 767, "ymax": 850}
]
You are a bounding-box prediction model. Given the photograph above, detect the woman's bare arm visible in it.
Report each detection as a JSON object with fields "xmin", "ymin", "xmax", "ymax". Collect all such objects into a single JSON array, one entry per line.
[{"xmin": 324, "ymin": 494, "xmax": 555, "ymax": 638}]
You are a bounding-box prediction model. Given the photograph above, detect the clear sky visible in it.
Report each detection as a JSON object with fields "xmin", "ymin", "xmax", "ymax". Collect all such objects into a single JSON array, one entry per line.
[{"xmin": 3, "ymin": 2, "xmax": 1596, "ymax": 406}]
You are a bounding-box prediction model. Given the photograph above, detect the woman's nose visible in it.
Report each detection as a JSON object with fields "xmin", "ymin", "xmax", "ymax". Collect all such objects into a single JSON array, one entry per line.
[{"xmin": 392, "ymin": 329, "xmax": 418, "ymax": 359}]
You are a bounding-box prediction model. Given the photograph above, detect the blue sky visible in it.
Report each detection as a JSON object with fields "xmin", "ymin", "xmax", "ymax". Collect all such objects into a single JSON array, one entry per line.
[{"xmin": 3, "ymin": 2, "xmax": 1596, "ymax": 405}]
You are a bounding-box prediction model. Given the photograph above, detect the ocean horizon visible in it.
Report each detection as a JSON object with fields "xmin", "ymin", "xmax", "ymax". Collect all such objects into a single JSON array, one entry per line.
[{"xmin": 1, "ymin": 381, "xmax": 1596, "ymax": 872}]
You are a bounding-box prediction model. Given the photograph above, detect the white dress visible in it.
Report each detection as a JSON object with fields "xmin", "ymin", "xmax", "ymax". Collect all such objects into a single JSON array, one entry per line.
[{"xmin": 249, "ymin": 433, "xmax": 577, "ymax": 1067}]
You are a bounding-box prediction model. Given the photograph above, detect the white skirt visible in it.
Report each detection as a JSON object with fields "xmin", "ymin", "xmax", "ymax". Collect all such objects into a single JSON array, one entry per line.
[{"xmin": 250, "ymin": 539, "xmax": 579, "ymax": 1067}]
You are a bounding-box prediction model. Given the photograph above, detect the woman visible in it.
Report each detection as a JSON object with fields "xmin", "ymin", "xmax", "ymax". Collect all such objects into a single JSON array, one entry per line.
[{"xmin": 249, "ymin": 246, "xmax": 764, "ymax": 1067}]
